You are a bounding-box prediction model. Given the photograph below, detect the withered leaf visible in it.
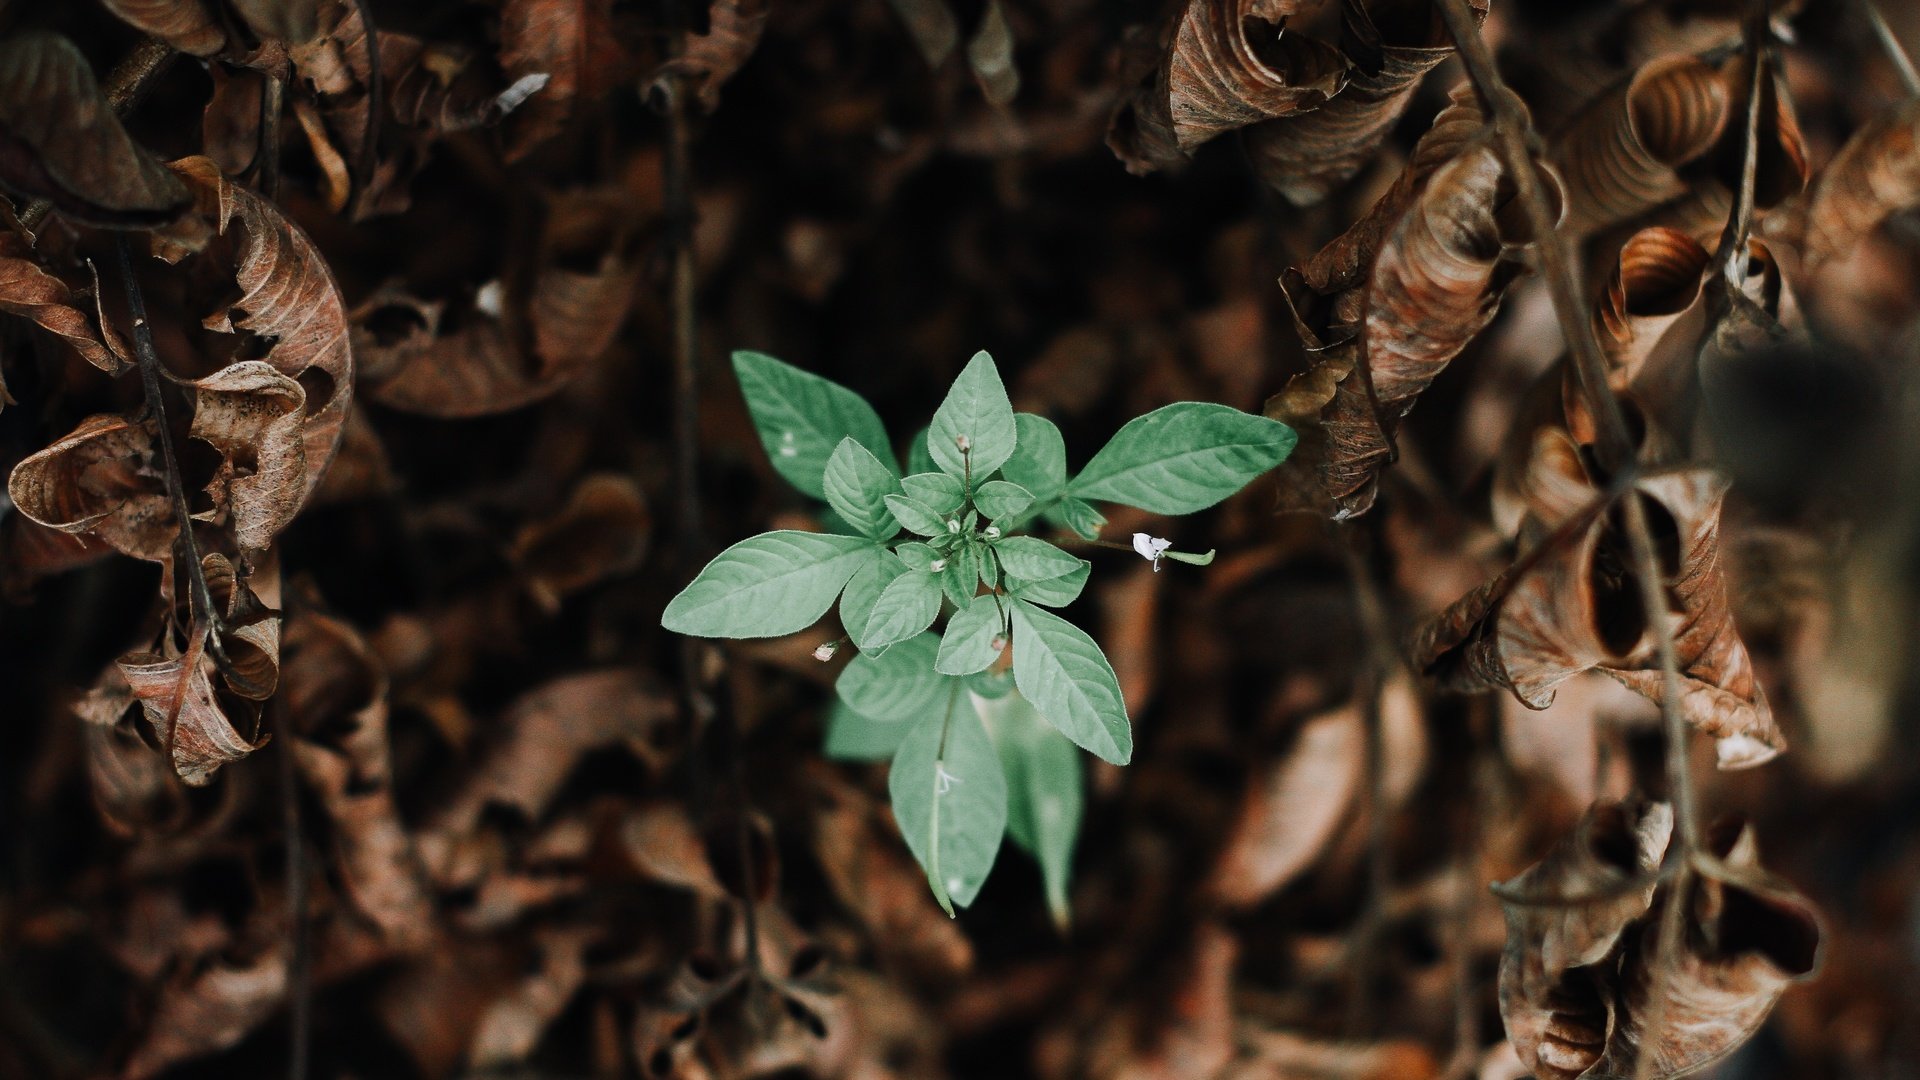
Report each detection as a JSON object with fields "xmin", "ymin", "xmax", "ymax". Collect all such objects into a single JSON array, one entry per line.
[
  {"xmin": 74, "ymin": 663, "xmax": 185, "ymax": 835},
  {"xmin": 168, "ymin": 157, "xmax": 355, "ymax": 513},
  {"xmin": 652, "ymin": 0, "xmax": 770, "ymax": 113},
  {"xmin": 1765, "ymin": 98, "xmax": 1920, "ymax": 277},
  {"xmin": 1594, "ymin": 821, "xmax": 1821, "ymax": 1078},
  {"xmin": 119, "ymin": 632, "xmax": 269, "ymax": 787},
  {"xmin": 0, "ymin": 33, "xmax": 190, "ymax": 227},
  {"xmin": 1244, "ymin": 0, "xmax": 1480, "ymax": 206},
  {"xmin": 0, "ymin": 249, "xmax": 130, "ymax": 374},
  {"xmin": 467, "ymin": 926, "xmax": 594, "ymax": 1069},
  {"xmin": 512, "ymin": 473, "xmax": 650, "ymax": 609},
  {"xmin": 99, "ymin": 0, "xmax": 227, "ymax": 57},
  {"xmin": 1549, "ymin": 54, "xmax": 1729, "ymax": 238},
  {"xmin": 499, "ymin": 0, "xmax": 628, "ymax": 160},
  {"xmin": 187, "ymin": 361, "xmax": 308, "ymax": 552},
  {"xmin": 230, "ymin": 0, "xmax": 324, "ymax": 45},
  {"xmin": 121, "ymin": 944, "xmax": 288, "ymax": 1079},
  {"xmin": 285, "ymin": 611, "xmax": 434, "ymax": 945},
  {"xmin": 7, "ymin": 412, "xmax": 174, "ymax": 562}
]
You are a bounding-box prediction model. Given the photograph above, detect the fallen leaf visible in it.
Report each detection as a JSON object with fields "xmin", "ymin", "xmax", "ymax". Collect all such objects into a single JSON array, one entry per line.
[
  {"xmin": 0, "ymin": 247, "xmax": 131, "ymax": 374},
  {"xmin": 652, "ymin": 0, "xmax": 770, "ymax": 113},
  {"xmin": 7, "ymin": 413, "xmax": 174, "ymax": 562},
  {"xmin": 1549, "ymin": 53, "xmax": 1729, "ymax": 238},
  {"xmin": 99, "ymin": 0, "xmax": 227, "ymax": 57}
]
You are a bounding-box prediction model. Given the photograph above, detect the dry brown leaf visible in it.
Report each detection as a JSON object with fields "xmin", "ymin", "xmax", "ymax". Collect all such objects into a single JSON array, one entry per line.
[
  {"xmin": 121, "ymin": 942, "xmax": 288, "ymax": 1079},
  {"xmin": 7, "ymin": 412, "xmax": 174, "ymax": 562},
  {"xmin": 0, "ymin": 33, "xmax": 190, "ymax": 227},
  {"xmin": 512, "ymin": 473, "xmax": 650, "ymax": 609},
  {"xmin": 807, "ymin": 764, "xmax": 973, "ymax": 980},
  {"xmin": 500, "ymin": 0, "xmax": 628, "ymax": 160},
  {"xmin": 468, "ymin": 925, "xmax": 595, "ymax": 1069},
  {"xmin": 74, "ymin": 663, "xmax": 186, "ymax": 835},
  {"xmin": 1109, "ymin": 0, "xmax": 1347, "ymax": 171},
  {"xmin": 165, "ymin": 157, "xmax": 355, "ymax": 517},
  {"xmin": 118, "ymin": 632, "xmax": 268, "ymax": 787},
  {"xmin": 99, "ymin": 0, "xmax": 227, "ymax": 57},
  {"xmin": 1595, "ymin": 821, "xmax": 1821, "ymax": 1078},
  {"xmin": 0, "ymin": 250, "xmax": 131, "ymax": 374},
  {"xmin": 285, "ymin": 611, "xmax": 434, "ymax": 945},
  {"xmin": 1095, "ymin": 922, "xmax": 1239, "ymax": 1080},
  {"xmin": 1549, "ymin": 54, "xmax": 1729, "ymax": 238},
  {"xmin": 187, "ymin": 361, "xmax": 308, "ymax": 551},
  {"xmin": 1764, "ymin": 98, "xmax": 1920, "ymax": 276},
  {"xmin": 653, "ymin": 0, "xmax": 770, "ymax": 112},
  {"xmin": 1221, "ymin": 1024, "xmax": 1441, "ymax": 1079},
  {"xmin": 1207, "ymin": 695, "xmax": 1361, "ymax": 907},
  {"xmin": 1244, "ymin": 0, "xmax": 1479, "ymax": 206},
  {"xmin": 427, "ymin": 669, "xmax": 675, "ymax": 839},
  {"xmin": 621, "ymin": 801, "xmax": 729, "ymax": 898}
]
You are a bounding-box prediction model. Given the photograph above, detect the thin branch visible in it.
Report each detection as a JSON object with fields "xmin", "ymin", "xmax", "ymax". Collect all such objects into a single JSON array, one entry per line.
[
  {"xmin": 349, "ymin": 0, "xmax": 385, "ymax": 217},
  {"xmin": 1432, "ymin": 0, "xmax": 1635, "ymax": 476},
  {"xmin": 274, "ymin": 697, "xmax": 311, "ymax": 1080},
  {"xmin": 19, "ymin": 40, "xmax": 175, "ymax": 235},
  {"xmin": 1713, "ymin": 3, "xmax": 1772, "ymax": 287},
  {"xmin": 1860, "ymin": 0, "xmax": 1920, "ymax": 100},
  {"xmin": 259, "ymin": 74, "xmax": 286, "ymax": 202}
]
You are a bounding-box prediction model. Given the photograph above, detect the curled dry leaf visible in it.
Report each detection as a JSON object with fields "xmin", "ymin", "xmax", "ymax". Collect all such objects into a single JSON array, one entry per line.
[
  {"xmin": 652, "ymin": 0, "xmax": 770, "ymax": 112},
  {"xmin": 187, "ymin": 361, "xmax": 308, "ymax": 552},
  {"xmin": 1497, "ymin": 800, "xmax": 1671, "ymax": 1080},
  {"xmin": 121, "ymin": 943, "xmax": 288, "ymax": 1080},
  {"xmin": 74, "ymin": 663, "xmax": 186, "ymax": 835},
  {"xmin": 284, "ymin": 611, "xmax": 434, "ymax": 945},
  {"xmin": 621, "ymin": 801, "xmax": 729, "ymax": 898},
  {"xmin": 1595, "ymin": 820, "xmax": 1821, "ymax": 1078},
  {"xmin": 1109, "ymin": 0, "xmax": 1347, "ymax": 171},
  {"xmin": 0, "ymin": 248, "xmax": 131, "ymax": 374},
  {"xmin": 1419, "ymin": 445, "xmax": 1782, "ymax": 768},
  {"xmin": 1244, "ymin": 0, "xmax": 1479, "ymax": 206},
  {"xmin": 99, "ymin": 0, "xmax": 227, "ymax": 57},
  {"xmin": 1549, "ymin": 54, "xmax": 1728, "ymax": 238},
  {"xmin": 118, "ymin": 634, "xmax": 268, "ymax": 787},
  {"xmin": 427, "ymin": 669, "xmax": 675, "ymax": 839},
  {"xmin": 499, "ymin": 0, "xmax": 628, "ymax": 159},
  {"xmin": 0, "ymin": 33, "xmax": 190, "ymax": 227},
  {"xmin": 1764, "ymin": 98, "xmax": 1920, "ymax": 277},
  {"xmin": 512, "ymin": 473, "xmax": 650, "ymax": 609},
  {"xmin": 200, "ymin": 551, "xmax": 283, "ymax": 699},
  {"xmin": 7, "ymin": 413, "xmax": 174, "ymax": 562},
  {"xmin": 1208, "ymin": 693, "xmax": 1361, "ymax": 907},
  {"xmin": 467, "ymin": 926, "xmax": 595, "ymax": 1069}
]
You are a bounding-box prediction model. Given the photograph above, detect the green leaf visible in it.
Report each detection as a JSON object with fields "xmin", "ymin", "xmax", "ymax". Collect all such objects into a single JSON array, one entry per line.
[
  {"xmin": 941, "ymin": 543, "xmax": 980, "ymax": 608},
  {"xmin": 929, "ymin": 351, "xmax": 1017, "ymax": 481},
  {"xmin": 824, "ymin": 699, "xmax": 911, "ymax": 761},
  {"xmin": 901, "ymin": 472, "xmax": 965, "ymax": 515},
  {"xmin": 732, "ymin": 351, "xmax": 894, "ymax": 499},
  {"xmin": 1009, "ymin": 599, "xmax": 1131, "ymax": 765},
  {"xmin": 1051, "ymin": 497, "xmax": 1107, "ymax": 540},
  {"xmin": 663, "ymin": 531, "xmax": 877, "ymax": 638},
  {"xmin": 1001, "ymin": 414, "xmax": 1068, "ymax": 508},
  {"xmin": 836, "ymin": 632, "xmax": 948, "ymax": 721},
  {"xmin": 861, "ymin": 568, "xmax": 944, "ymax": 649},
  {"xmin": 823, "ymin": 438, "xmax": 902, "ymax": 540},
  {"xmin": 937, "ymin": 594, "xmax": 1006, "ymax": 675},
  {"xmin": 889, "ymin": 685, "xmax": 1007, "ymax": 913},
  {"xmin": 841, "ymin": 548, "xmax": 908, "ymax": 649},
  {"xmin": 978, "ymin": 546, "xmax": 999, "ymax": 589},
  {"xmin": 884, "ymin": 494, "xmax": 951, "ymax": 538},
  {"xmin": 895, "ymin": 542, "xmax": 940, "ymax": 571},
  {"xmin": 1069, "ymin": 402, "xmax": 1296, "ymax": 514},
  {"xmin": 974, "ymin": 480, "xmax": 1035, "ymax": 522},
  {"xmin": 993, "ymin": 536, "xmax": 1081, "ymax": 581},
  {"xmin": 966, "ymin": 666, "xmax": 1015, "ymax": 699},
  {"xmin": 980, "ymin": 690, "xmax": 1083, "ymax": 929},
  {"xmin": 907, "ymin": 426, "xmax": 938, "ymax": 476},
  {"xmin": 1007, "ymin": 561, "xmax": 1090, "ymax": 607}
]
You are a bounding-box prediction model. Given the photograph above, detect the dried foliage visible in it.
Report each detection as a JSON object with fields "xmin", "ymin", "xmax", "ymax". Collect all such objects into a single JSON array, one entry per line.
[{"xmin": 1, "ymin": 1, "xmax": 1916, "ymax": 1078}]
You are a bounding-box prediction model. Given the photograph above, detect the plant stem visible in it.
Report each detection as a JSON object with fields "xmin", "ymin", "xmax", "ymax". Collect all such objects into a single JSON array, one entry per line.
[
  {"xmin": 350, "ymin": 0, "xmax": 384, "ymax": 216},
  {"xmin": 259, "ymin": 74, "xmax": 286, "ymax": 202},
  {"xmin": 1713, "ymin": 3, "xmax": 1771, "ymax": 286},
  {"xmin": 19, "ymin": 40, "xmax": 175, "ymax": 235},
  {"xmin": 274, "ymin": 697, "xmax": 311, "ymax": 1080},
  {"xmin": 1861, "ymin": 0, "xmax": 1920, "ymax": 99},
  {"xmin": 1432, "ymin": 0, "xmax": 1634, "ymax": 475}
]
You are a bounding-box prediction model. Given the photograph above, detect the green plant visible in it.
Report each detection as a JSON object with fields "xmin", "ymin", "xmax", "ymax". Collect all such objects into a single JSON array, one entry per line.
[{"xmin": 663, "ymin": 350, "xmax": 1296, "ymax": 918}]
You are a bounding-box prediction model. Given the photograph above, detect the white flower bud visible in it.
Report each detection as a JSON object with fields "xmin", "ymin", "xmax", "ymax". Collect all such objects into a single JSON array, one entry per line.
[
  {"xmin": 929, "ymin": 559, "xmax": 947, "ymax": 572},
  {"xmin": 812, "ymin": 642, "xmax": 838, "ymax": 662},
  {"xmin": 956, "ymin": 435, "xmax": 971, "ymax": 453},
  {"xmin": 984, "ymin": 525, "xmax": 1001, "ymax": 539},
  {"xmin": 947, "ymin": 519, "xmax": 961, "ymax": 534},
  {"xmin": 1132, "ymin": 532, "xmax": 1172, "ymax": 571}
]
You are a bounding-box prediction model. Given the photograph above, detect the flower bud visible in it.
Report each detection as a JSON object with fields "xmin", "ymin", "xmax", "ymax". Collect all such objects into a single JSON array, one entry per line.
[
  {"xmin": 812, "ymin": 642, "xmax": 838, "ymax": 662},
  {"xmin": 929, "ymin": 559, "xmax": 947, "ymax": 572}
]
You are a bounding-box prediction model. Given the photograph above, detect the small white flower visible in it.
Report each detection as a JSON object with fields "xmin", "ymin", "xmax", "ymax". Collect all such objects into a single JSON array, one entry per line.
[
  {"xmin": 929, "ymin": 558, "xmax": 947, "ymax": 572},
  {"xmin": 947, "ymin": 519, "xmax": 962, "ymax": 534},
  {"xmin": 811, "ymin": 641, "xmax": 839, "ymax": 662},
  {"xmin": 956, "ymin": 435, "xmax": 972, "ymax": 453},
  {"xmin": 1132, "ymin": 532, "xmax": 1172, "ymax": 571},
  {"xmin": 984, "ymin": 525, "xmax": 1001, "ymax": 539}
]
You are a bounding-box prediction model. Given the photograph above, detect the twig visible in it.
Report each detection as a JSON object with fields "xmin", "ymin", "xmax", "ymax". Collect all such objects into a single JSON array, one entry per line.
[
  {"xmin": 114, "ymin": 235, "xmax": 220, "ymax": 642},
  {"xmin": 18, "ymin": 40, "xmax": 176, "ymax": 235},
  {"xmin": 259, "ymin": 74, "xmax": 286, "ymax": 202},
  {"xmin": 349, "ymin": 0, "xmax": 385, "ymax": 217},
  {"xmin": 1443, "ymin": 698, "xmax": 1493, "ymax": 1080},
  {"xmin": 1431, "ymin": 7, "xmax": 1711, "ymax": 1077},
  {"xmin": 1338, "ymin": 526, "xmax": 1397, "ymax": 1036},
  {"xmin": 1860, "ymin": 0, "xmax": 1920, "ymax": 99},
  {"xmin": 1713, "ymin": 3, "xmax": 1771, "ymax": 286},
  {"xmin": 1432, "ymin": 0, "xmax": 1635, "ymax": 477},
  {"xmin": 274, "ymin": 697, "xmax": 311, "ymax": 1080}
]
